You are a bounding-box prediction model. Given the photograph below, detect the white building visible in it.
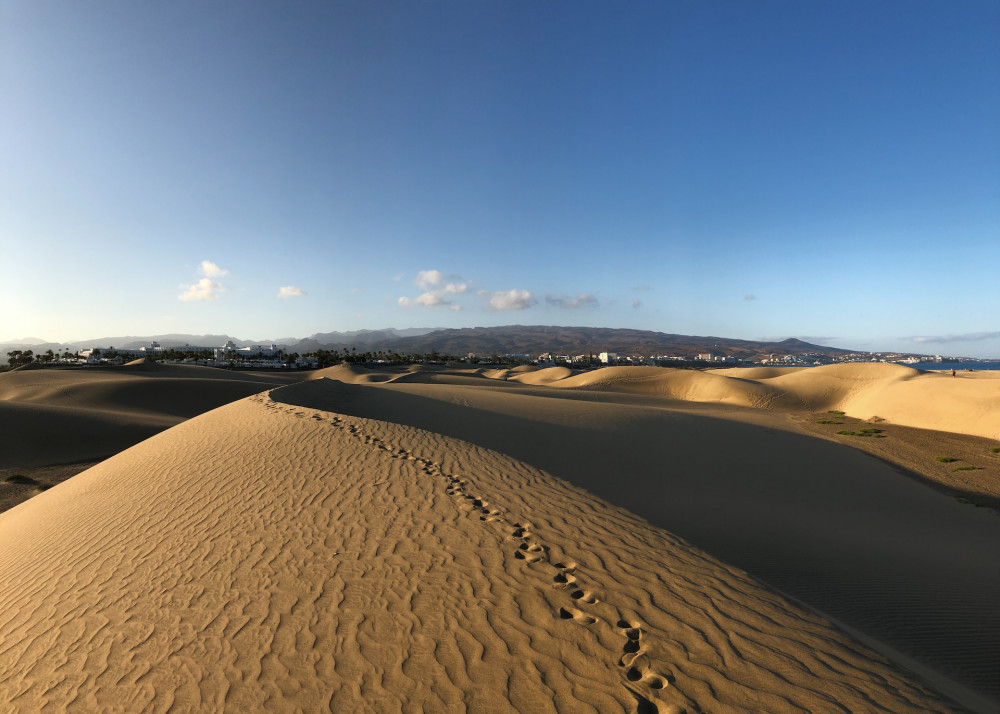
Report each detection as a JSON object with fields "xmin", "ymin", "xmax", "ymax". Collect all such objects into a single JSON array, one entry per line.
[{"xmin": 214, "ymin": 341, "xmax": 281, "ymax": 361}]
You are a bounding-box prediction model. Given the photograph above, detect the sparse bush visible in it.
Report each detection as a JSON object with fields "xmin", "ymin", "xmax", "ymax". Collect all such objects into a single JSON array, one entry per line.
[
  {"xmin": 828, "ymin": 410, "xmax": 845, "ymax": 416},
  {"xmin": 935, "ymin": 456, "xmax": 957, "ymax": 463},
  {"xmin": 991, "ymin": 447, "xmax": 1000, "ymax": 454},
  {"xmin": 4, "ymin": 474, "xmax": 38, "ymax": 485},
  {"xmin": 836, "ymin": 428, "xmax": 882, "ymax": 437},
  {"xmin": 953, "ymin": 466, "xmax": 977, "ymax": 472},
  {"xmin": 816, "ymin": 419, "xmax": 842, "ymax": 424}
]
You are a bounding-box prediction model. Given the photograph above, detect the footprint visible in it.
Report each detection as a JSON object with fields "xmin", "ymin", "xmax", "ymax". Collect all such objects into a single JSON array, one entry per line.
[
  {"xmin": 643, "ymin": 674, "xmax": 670, "ymax": 690},
  {"xmin": 618, "ymin": 621, "xmax": 644, "ymax": 664},
  {"xmin": 558, "ymin": 607, "xmax": 597, "ymax": 625},
  {"xmin": 629, "ymin": 691, "xmax": 663, "ymax": 714},
  {"xmin": 570, "ymin": 589, "xmax": 599, "ymax": 604},
  {"xmin": 553, "ymin": 572, "xmax": 578, "ymax": 587}
]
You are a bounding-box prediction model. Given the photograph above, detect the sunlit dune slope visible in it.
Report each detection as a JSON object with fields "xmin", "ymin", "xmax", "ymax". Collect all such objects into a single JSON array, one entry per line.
[
  {"xmin": 0, "ymin": 383, "xmax": 957, "ymax": 713},
  {"xmin": 552, "ymin": 366, "xmax": 799, "ymax": 409},
  {"xmin": 507, "ymin": 366, "xmax": 575, "ymax": 385},
  {"xmin": 542, "ymin": 364, "xmax": 1000, "ymax": 440}
]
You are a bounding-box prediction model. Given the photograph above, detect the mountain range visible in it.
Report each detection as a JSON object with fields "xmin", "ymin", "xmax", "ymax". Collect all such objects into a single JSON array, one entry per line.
[{"xmin": 1, "ymin": 326, "xmax": 857, "ymax": 364}]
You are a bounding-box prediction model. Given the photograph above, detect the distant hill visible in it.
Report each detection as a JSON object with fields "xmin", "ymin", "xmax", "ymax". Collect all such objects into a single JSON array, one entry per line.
[
  {"xmin": 349, "ymin": 325, "xmax": 850, "ymax": 361},
  {"xmin": 2, "ymin": 326, "xmax": 855, "ymax": 365},
  {"xmin": 287, "ymin": 328, "xmax": 439, "ymax": 353},
  {"xmin": 0, "ymin": 328, "xmax": 442, "ymax": 365}
]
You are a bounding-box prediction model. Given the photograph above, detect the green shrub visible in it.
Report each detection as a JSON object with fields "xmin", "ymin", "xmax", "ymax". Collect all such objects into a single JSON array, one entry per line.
[
  {"xmin": 935, "ymin": 456, "xmax": 957, "ymax": 463},
  {"xmin": 991, "ymin": 447, "xmax": 1000, "ymax": 454},
  {"xmin": 953, "ymin": 466, "xmax": 977, "ymax": 472},
  {"xmin": 816, "ymin": 419, "xmax": 842, "ymax": 424},
  {"xmin": 827, "ymin": 410, "xmax": 846, "ymax": 416}
]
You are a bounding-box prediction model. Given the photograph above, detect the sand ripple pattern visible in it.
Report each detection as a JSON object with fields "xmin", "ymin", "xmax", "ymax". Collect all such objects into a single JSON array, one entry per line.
[{"xmin": 0, "ymin": 386, "xmax": 958, "ymax": 713}]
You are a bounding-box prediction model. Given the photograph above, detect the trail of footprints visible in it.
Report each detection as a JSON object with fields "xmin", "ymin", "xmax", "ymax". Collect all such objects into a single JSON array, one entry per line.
[{"xmin": 260, "ymin": 395, "xmax": 690, "ymax": 714}]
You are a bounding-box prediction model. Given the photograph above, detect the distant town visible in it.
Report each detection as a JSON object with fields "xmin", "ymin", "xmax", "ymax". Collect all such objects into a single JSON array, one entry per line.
[{"xmin": 2, "ymin": 339, "xmax": 985, "ymax": 371}]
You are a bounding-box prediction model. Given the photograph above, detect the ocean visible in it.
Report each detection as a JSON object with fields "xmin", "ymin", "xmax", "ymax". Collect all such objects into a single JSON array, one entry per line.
[{"xmin": 909, "ymin": 361, "xmax": 1000, "ymax": 371}]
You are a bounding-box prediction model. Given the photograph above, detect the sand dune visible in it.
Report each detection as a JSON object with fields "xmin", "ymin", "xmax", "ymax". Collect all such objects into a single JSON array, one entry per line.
[
  {"xmin": 507, "ymin": 366, "xmax": 575, "ymax": 385},
  {"xmin": 0, "ymin": 385, "xmax": 962, "ymax": 712},
  {"xmin": 303, "ymin": 362, "xmax": 1000, "ymax": 441},
  {"xmin": 545, "ymin": 364, "xmax": 1000, "ymax": 441},
  {"xmin": 2, "ymin": 362, "xmax": 998, "ymax": 711},
  {"xmin": 0, "ymin": 365, "xmax": 299, "ymax": 468}
]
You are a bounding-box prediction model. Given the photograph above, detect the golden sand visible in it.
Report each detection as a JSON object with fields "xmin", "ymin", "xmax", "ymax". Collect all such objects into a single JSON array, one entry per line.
[{"xmin": 1, "ymin": 362, "xmax": 998, "ymax": 712}]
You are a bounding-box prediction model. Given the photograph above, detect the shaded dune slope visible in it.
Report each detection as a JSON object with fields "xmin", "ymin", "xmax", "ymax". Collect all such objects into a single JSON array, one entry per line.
[
  {"xmin": 0, "ymin": 366, "xmax": 298, "ymax": 468},
  {"xmin": 0, "ymin": 382, "xmax": 958, "ymax": 712}
]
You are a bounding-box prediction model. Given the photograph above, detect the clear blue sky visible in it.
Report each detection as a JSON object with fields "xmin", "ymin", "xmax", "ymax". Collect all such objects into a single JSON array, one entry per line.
[{"xmin": 2, "ymin": 1, "xmax": 998, "ymax": 356}]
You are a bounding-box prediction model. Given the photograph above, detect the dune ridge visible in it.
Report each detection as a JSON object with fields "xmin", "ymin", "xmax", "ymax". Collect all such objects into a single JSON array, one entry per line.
[{"xmin": 0, "ymin": 384, "xmax": 959, "ymax": 712}]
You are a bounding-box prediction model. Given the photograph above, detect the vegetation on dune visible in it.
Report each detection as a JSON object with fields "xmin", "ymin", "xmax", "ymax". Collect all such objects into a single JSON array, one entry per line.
[
  {"xmin": 827, "ymin": 410, "xmax": 846, "ymax": 416},
  {"xmin": 816, "ymin": 419, "xmax": 842, "ymax": 424},
  {"xmin": 935, "ymin": 456, "xmax": 957, "ymax": 463},
  {"xmin": 953, "ymin": 466, "xmax": 978, "ymax": 472},
  {"xmin": 836, "ymin": 428, "xmax": 884, "ymax": 438}
]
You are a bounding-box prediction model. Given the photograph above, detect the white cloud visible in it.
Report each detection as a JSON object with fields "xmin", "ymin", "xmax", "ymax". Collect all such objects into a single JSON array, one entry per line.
[
  {"xmin": 200, "ymin": 260, "xmax": 228, "ymax": 277},
  {"xmin": 399, "ymin": 292, "xmax": 447, "ymax": 308},
  {"xmin": 546, "ymin": 293, "xmax": 598, "ymax": 309},
  {"xmin": 744, "ymin": 294, "xmax": 756, "ymax": 301},
  {"xmin": 632, "ymin": 298, "xmax": 642, "ymax": 309},
  {"xmin": 399, "ymin": 271, "xmax": 469, "ymax": 308},
  {"xmin": 179, "ymin": 260, "xmax": 228, "ymax": 301},
  {"xmin": 415, "ymin": 269, "xmax": 445, "ymax": 290},
  {"xmin": 911, "ymin": 331, "xmax": 1000, "ymax": 344},
  {"xmin": 480, "ymin": 289, "xmax": 537, "ymax": 311},
  {"xmin": 179, "ymin": 278, "xmax": 222, "ymax": 301},
  {"xmin": 278, "ymin": 286, "xmax": 306, "ymax": 298}
]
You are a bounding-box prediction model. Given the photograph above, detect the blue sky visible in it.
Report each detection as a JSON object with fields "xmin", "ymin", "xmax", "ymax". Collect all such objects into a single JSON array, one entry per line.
[{"xmin": 2, "ymin": 1, "xmax": 998, "ymax": 356}]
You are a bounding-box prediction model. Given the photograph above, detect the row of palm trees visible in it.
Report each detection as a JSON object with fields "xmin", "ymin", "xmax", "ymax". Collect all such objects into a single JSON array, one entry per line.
[
  {"xmin": 5, "ymin": 346, "xmax": 547, "ymax": 371},
  {"xmin": 4, "ymin": 348, "xmax": 78, "ymax": 368}
]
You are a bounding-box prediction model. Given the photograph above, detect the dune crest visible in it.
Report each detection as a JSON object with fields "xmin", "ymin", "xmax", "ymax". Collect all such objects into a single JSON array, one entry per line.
[{"xmin": 0, "ymin": 384, "xmax": 958, "ymax": 712}]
